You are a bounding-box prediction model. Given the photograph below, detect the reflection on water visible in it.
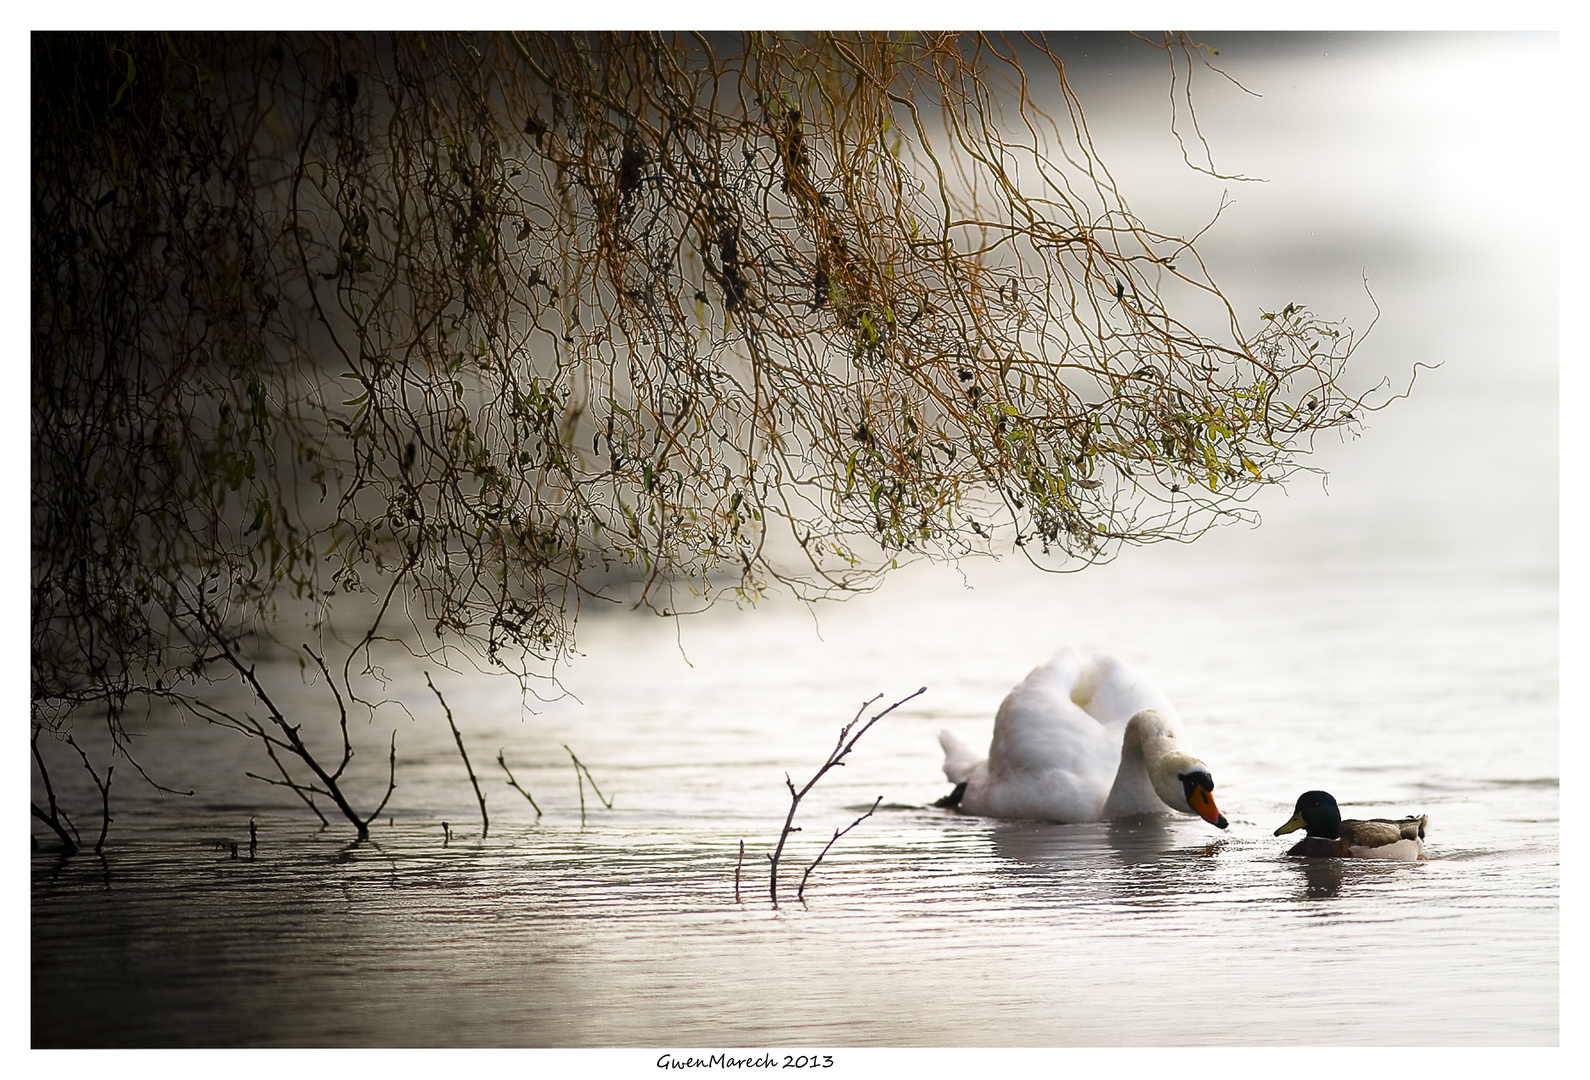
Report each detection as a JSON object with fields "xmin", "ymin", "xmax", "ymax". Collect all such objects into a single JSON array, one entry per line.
[
  {"xmin": 32, "ymin": 772, "xmax": 1557, "ymax": 1048},
  {"xmin": 32, "ymin": 33, "xmax": 1557, "ymax": 1049},
  {"xmin": 1294, "ymin": 858, "xmax": 1349, "ymax": 900},
  {"xmin": 987, "ymin": 815, "xmax": 1197, "ymax": 868},
  {"xmin": 32, "ymin": 635, "xmax": 1559, "ymax": 1049}
]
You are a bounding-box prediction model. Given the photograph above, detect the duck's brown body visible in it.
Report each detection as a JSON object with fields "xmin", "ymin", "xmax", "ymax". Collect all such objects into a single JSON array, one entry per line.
[{"xmin": 1276, "ymin": 792, "xmax": 1428, "ymax": 861}]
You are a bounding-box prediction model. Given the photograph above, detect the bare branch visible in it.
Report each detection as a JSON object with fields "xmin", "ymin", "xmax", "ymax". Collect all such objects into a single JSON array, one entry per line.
[
  {"xmin": 497, "ymin": 750, "xmax": 543, "ymax": 818},
  {"xmin": 428, "ymin": 672, "xmax": 487, "ymax": 838},
  {"xmin": 30, "ymin": 724, "xmax": 79, "ymax": 854},
  {"xmin": 564, "ymin": 745, "xmax": 613, "ymax": 825},
  {"xmin": 798, "ymin": 795, "xmax": 882, "ymax": 901},
  {"xmin": 365, "ymin": 732, "xmax": 399, "ymax": 826},
  {"xmin": 769, "ymin": 686, "xmax": 925, "ymax": 906},
  {"xmin": 65, "ymin": 736, "xmax": 114, "ymax": 855},
  {"xmin": 304, "ymin": 646, "xmax": 355, "ymax": 782},
  {"xmin": 735, "ymin": 839, "xmax": 745, "ymax": 904}
]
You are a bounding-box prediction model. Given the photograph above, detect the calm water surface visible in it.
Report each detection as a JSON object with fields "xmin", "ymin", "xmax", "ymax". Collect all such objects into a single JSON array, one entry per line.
[
  {"xmin": 31, "ymin": 34, "xmax": 1560, "ymax": 1050},
  {"xmin": 31, "ymin": 522, "xmax": 1559, "ymax": 1047}
]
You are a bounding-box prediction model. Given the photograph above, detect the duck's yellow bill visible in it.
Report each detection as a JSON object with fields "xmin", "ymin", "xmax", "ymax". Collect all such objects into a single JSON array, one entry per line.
[
  {"xmin": 1274, "ymin": 810, "xmax": 1306, "ymax": 836},
  {"xmin": 1189, "ymin": 786, "xmax": 1228, "ymax": 829}
]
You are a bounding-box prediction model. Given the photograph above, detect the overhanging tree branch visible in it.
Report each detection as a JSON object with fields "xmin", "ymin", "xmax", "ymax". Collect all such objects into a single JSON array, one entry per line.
[{"xmin": 31, "ymin": 32, "xmax": 1381, "ymax": 844}]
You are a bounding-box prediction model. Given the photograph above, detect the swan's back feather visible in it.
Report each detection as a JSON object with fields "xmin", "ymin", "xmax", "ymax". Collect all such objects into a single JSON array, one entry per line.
[{"xmin": 938, "ymin": 730, "xmax": 982, "ymax": 784}]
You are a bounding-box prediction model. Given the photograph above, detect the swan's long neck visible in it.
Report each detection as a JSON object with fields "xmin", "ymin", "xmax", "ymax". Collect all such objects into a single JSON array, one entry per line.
[
  {"xmin": 1104, "ymin": 709, "xmax": 1220, "ymax": 824},
  {"xmin": 1141, "ymin": 731, "xmax": 1195, "ymax": 810},
  {"xmin": 1103, "ymin": 710, "xmax": 1183, "ymax": 817}
]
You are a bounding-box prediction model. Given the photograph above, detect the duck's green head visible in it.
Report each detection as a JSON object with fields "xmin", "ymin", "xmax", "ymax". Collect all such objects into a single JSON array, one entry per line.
[{"xmin": 1274, "ymin": 790, "xmax": 1342, "ymax": 839}]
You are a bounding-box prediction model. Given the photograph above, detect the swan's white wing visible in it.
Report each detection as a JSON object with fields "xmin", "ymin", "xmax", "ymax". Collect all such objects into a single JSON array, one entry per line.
[
  {"xmin": 1068, "ymin": 652, "xmax": 1179, "ymax": 733},
  {"xmin": 986, "ymin": 677, "xmax": 1115, "ymax": 778},
  {"xmin": 970, "ymin": 661, "xmax": 1117, "ymax": 821}
]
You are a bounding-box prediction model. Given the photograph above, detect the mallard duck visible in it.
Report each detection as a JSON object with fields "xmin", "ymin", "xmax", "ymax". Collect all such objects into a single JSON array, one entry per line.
[
  {"xmin": 1274, "ymin": 790, "xmax": 1427, "ymax": 860},
  {"xmin": 936, "ymin": 649, "xmax": 1228, "ymax": 828}
]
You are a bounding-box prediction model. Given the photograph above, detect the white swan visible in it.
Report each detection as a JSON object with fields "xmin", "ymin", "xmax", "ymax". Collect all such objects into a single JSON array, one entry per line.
[{"xmin": 936, "ymin": 649, "xmax": 1228, "ymax": 828}]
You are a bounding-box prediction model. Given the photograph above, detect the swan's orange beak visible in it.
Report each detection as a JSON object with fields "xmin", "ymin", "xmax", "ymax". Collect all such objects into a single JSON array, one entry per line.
[{"xmin": 1189, "ymin": 785, "xmax": 1228, "ymax": 829}]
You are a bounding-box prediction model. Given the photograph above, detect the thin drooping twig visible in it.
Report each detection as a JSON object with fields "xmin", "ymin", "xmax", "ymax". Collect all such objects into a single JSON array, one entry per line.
[
  {"xmin": 768, "ymin": 686, "xmax": 926, "ymax": 906},
  {"xmin": 564, "ymin": 745, "xmax": 613, "ymax": 825},
  {"xmin": 497, "ymin": 750, "xmax": 543, "ymax": 817},
  {"xmin": 797, "ymin": 795, "xmax": 883, "ymax": 902},
  {"xmin": 428, "ymin": 672, "xmax": 487, "ymax": 838},
  {"xmin": 65, "ymin": 735, "xmax": 114, "ymax": 856}
]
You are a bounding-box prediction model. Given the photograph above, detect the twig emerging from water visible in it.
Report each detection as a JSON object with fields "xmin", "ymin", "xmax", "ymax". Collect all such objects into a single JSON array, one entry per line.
[
  {"xmin": 187, "ymin": 641, "xmax": 394, "ymax": 838},
  {"xmin": 798, "ymin": 796, "xmax": 883, "ymax": 902},
  {"xmin": 767, "ymin": 686, "xmax": 926, "ymax": 907},
  {"xmin": 233, "ymin": 701, "xmax": 331, "ymax": 826},
  {"xmin": 735, "ymin": 839, "xmax": 745, "ymax": 903},
  {"xmin": 427, "ymin": 672, "xmax": 487, "ymax": 838},
  {"xmin": 564, "ymin": 745, "xmax": 613, "ymax": 824},
  {"xmin": 30, "ymin": 724, "xmax": 79, "ymax": 856},
  {"xmin": 497, "ymin": 750, "xmax": 543, "ymax": 817},
  {"xmin": 65, "ymin": 735, "xmax": 114, "ymax": 856}
]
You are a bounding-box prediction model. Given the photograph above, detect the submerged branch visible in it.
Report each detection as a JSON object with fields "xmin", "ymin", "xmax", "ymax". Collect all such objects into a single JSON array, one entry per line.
[
  {"xmin": 428, "ymin": 672, "xmax": 488, "ymax": 838},
  {"xmin": 768, "ymin": 686, "xmax": 926, "ymax": 906},
  {"xmin": 798, "ymin": 796, "xmax": 882, "ymax": 902},
  {"xmin": 30, "ymin": 725, "xmax": 78, "ymax": 856},
  {"xmin": 497, "ymin": 750, "xmax": 543, "ymax": 818},
  {"xmin": 65, "ymin": 736, "xmax": 114, "ymax": 855},
  {"xmin": 735, "ymin": 839, "xmax": 745, "ymax": 904},
  {"xmin": 564, "ymin": 745, "xmax": 613, "ymax": 825}
]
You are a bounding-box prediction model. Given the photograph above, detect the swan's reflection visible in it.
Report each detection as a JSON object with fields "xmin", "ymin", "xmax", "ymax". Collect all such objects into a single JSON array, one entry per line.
[
  {"xmin": 974, "ymin": 813, "xmax": 1232, "ymax": 908},
  {"xmin": 988, "ymin": 813, "xmax": 1216, "ymax": 867}
]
